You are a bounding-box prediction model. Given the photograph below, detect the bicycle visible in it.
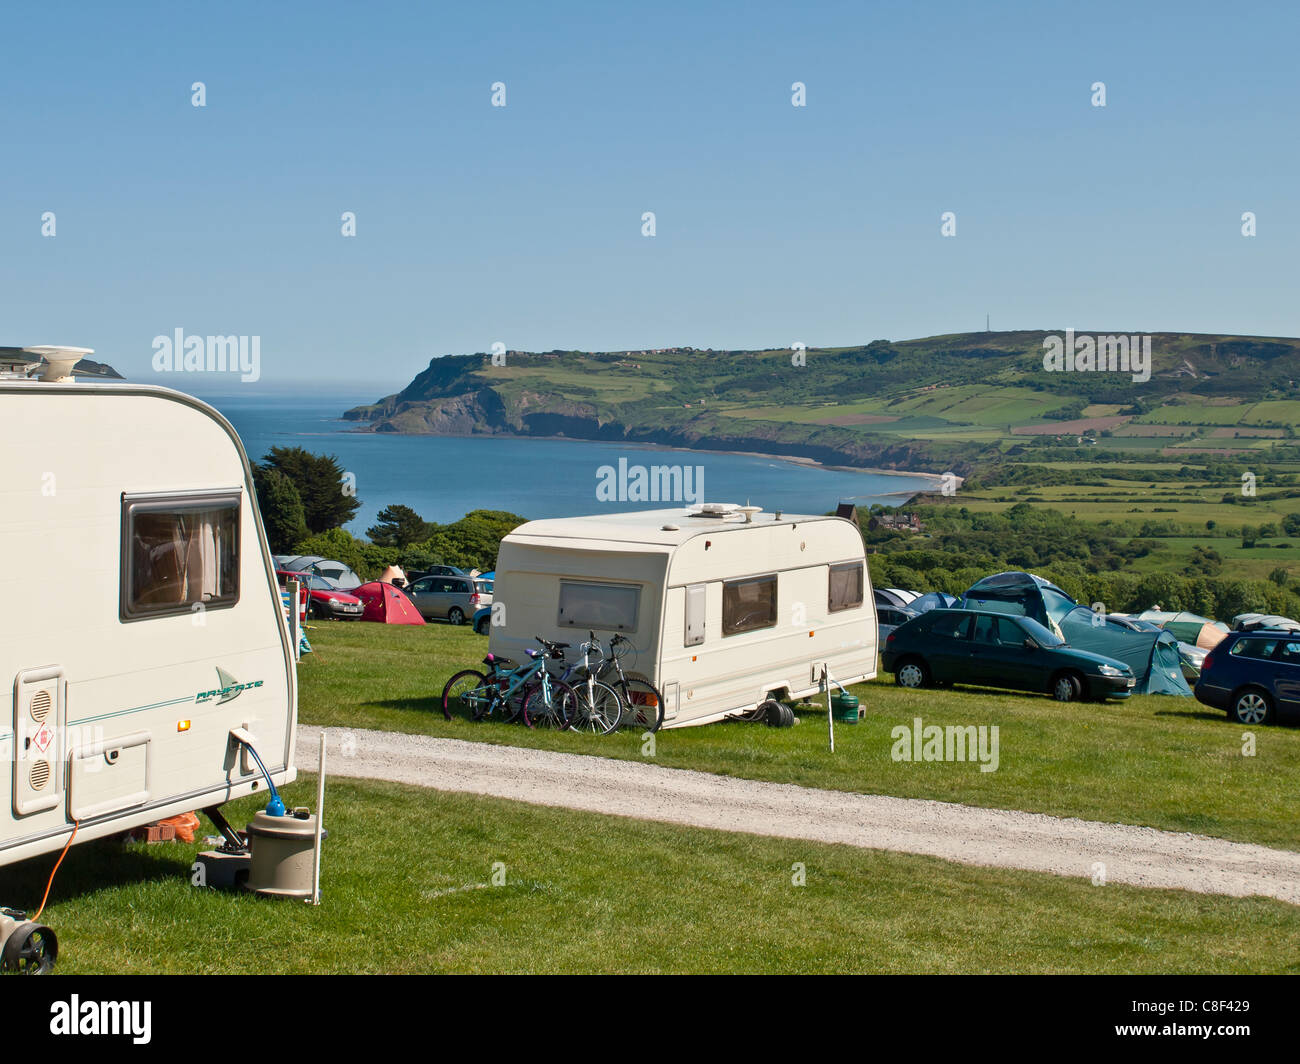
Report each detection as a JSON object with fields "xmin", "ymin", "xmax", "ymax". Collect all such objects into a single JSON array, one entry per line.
[
  {"xmin": 549, "ymin": 633, "xmax": 623, "ymax": 735},
  {"xmin": 573, "ymin": 631, "xmax": 666, "ymax": 733},
  {"xmin": 441, "ymin": 637, "xmax": 577, "ymax": 729}
]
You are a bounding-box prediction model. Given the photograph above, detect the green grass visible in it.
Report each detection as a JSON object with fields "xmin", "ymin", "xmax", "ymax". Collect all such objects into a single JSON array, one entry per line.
[
  {"xmin": 10, "ymin": 775, "xmax": 1300, "ymax": 973},
  {"xmin": 298, "ymin": 621, "xmax": 1300, "ymax": 851},
  {"xmin": 1122, "ymin": 536, "xmax": 1300, "ymax": 580}
]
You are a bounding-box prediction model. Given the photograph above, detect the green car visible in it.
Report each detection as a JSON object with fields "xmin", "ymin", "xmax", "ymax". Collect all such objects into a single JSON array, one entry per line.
[{"xmin": 881, "ymin": 609, "xmax": 1137, "ymax": 702}]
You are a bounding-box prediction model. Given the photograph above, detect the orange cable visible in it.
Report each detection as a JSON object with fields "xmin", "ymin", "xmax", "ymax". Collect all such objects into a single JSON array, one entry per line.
[{"xmin": 32, "ymin": 819, "xmax": 78, "ymax": 922}]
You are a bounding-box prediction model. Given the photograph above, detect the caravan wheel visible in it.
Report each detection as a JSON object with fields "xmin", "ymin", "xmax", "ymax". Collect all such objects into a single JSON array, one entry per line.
[{"xmin": 2, "ymin": 922, "xmax": 57, "ymax": 974}]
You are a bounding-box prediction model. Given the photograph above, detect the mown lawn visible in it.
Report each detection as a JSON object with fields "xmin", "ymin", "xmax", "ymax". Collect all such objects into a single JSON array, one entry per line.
[
  {"xmin": 8, "ymin": 776, "xmax": 1299, "ymax": 973},
  {"xmin": 298, "ymin": 620, "xmax": 1300, "ymax": 851}
]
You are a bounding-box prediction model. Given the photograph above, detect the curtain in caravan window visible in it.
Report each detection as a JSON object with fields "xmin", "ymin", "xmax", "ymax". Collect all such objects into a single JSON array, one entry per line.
[
  {"xmin": 124, "ymin": 496, "xmax": 240, "ymax": 619},
  {"xmin": 722, "ymin": 574, "xmax": 777, "ymax": 636},
  {"xmin": 179, "ymin": 514, "xmax": 220, "ymax": 601},
  {"xmin": 828, "ymin": 562, "xmax": 864, "ymax": 613}
]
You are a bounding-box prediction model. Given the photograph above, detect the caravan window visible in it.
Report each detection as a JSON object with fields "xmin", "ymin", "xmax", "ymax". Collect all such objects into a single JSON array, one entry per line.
[
  {"xmin": 828, "ymin": 561, "xmax": 864, "ymax": 613},
  {"xmin": 122, "ymin": 493, "xmax": 240, "ymax": 620},
  {"xmin": 558, "ymin": 581, "xmax": 640, "ymax": 632},
  {"xmin": 722, "ymin": 574, "xmax": 777, "ymax": 636}
]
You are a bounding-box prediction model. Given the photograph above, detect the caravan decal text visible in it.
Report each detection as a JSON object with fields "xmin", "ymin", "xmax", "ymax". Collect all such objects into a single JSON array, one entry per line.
[{"xmin": 195, "ymin": 667, "xmax": 263, "ymax": 705}]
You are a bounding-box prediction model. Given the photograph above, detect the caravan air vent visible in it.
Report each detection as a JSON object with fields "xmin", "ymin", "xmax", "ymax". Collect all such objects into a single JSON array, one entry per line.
[
  {"xmin": 29, "ymin": 761, "xmax": 50, "ymax": 791},
  {"xmin": 29, "ymin": 689, "xmax": 52, "ymax": 723}
]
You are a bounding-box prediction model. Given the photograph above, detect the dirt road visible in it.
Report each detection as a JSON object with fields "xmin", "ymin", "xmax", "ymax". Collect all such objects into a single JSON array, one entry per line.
[{"xmin": 299, "ymin": 725, "xmax": 1300, "ymax": 904}]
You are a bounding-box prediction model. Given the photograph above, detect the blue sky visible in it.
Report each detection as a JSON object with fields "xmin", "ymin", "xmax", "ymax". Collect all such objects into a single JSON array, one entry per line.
[{"xmin": 3, "ymin": 0, "xmax": 1298, "ymax": 388}]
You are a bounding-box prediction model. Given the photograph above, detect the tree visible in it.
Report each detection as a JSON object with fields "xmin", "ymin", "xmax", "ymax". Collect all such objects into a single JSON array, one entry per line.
[
  {"xmin": 1269, "ymin": 567, "xmax": 1290, "ymax": 587},
  {"xmin": 252, "ymin": 465, "xmax": 308, "ymax": 554},
  {"xmin": 291, "ymin": 528, "xmax": 371, "ymax": 578},
  {"xmin": 261, "ymin": 447, "xmax": 360, "ymax": 534},
  {"xmin": 417, "ymin": 510, "xmax": 526, "ymax": 571},
  {"xmin": 1283, "ymin": 513, "xmax": 1300, "ymax": 537},
  {"xmin": 367, "ymin": 504, "xmax": 432, "ymax": 547},
  {"xmin": 1241, "ymin": 525, "xmax": 1259, "ymax": 549}
]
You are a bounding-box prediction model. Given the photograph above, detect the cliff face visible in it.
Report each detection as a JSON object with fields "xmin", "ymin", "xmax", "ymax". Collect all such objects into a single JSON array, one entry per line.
[
  {"xmin": 344, "ymin": 386, "xmax": 974, "ymax": 474},
  {"xmin": 341, "ymin": 326, "xmax": 1300, "ymax": 475}
]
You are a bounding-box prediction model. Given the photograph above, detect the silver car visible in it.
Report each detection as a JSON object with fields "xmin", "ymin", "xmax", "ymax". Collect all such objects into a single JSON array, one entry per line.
[{"xmin": 406, "ymin": 574, "xmax": 492, "ymax": 625}]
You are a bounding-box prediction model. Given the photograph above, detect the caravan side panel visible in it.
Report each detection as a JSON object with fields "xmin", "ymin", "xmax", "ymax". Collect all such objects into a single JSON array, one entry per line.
[
  {"xmin": 0, "ymin": 385, "xmax": 297, "ymax": 866},
  {"xmin": 661, "ymin": 518, "xmax": 876, "ymax": 727},
  {"xmin": 488, "ymin": 540, "xmax": 669, "ymax": 672}
]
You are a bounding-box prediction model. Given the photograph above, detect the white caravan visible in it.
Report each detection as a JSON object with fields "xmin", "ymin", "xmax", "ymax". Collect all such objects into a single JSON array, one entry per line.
[
  {"xmin": 0, "ymin": 350, "xmax": 297, "ymax": 875},
  {"xmin": 489, "ymin": 504, "xmax": 877, "ymax": 728}
]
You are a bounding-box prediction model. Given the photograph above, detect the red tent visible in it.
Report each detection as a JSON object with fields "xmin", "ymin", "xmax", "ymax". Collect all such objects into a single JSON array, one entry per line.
[{"xmin": 354, "ymin": 581, "xmax": 426, "ymax": 625}]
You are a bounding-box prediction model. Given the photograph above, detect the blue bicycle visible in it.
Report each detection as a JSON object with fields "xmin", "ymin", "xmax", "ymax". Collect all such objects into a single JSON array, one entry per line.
[{"xmin": 441, "ymin": 636, "xmax": 577, "ymax": 729}]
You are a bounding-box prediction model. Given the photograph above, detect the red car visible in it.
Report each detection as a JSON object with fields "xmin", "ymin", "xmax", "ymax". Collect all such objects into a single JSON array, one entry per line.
[{"xmin": 275, "ymin": 571, "xmax": 365, "ymax": 620}]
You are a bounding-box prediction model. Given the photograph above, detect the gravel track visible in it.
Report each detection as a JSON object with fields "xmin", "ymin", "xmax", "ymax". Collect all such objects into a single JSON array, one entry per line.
[{"xmin": 300, "ymin": 725, "xmax": 1300, "ymax": 904}]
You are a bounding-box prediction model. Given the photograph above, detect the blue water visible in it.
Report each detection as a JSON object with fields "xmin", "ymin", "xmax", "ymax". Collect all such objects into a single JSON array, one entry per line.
[{"xmin": 200, "ymin": 392, "xmax": 934, "ymax": 534}]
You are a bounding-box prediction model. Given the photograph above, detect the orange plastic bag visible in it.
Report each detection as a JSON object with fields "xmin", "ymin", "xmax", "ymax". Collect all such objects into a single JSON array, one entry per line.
[{"xmin": 157, "ymin": 812, "xmax": 201, "ymax": 844}]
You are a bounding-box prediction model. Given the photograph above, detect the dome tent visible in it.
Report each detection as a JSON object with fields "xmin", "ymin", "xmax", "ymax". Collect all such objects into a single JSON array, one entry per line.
[
  {"xmin": 910, "ymin": 591, "xmax": 959, "ymax": 614},
  {"xmin": 354, "ymin": 581, "xmax": 425, "ymax": 625},
  {"xmin": 1136, "ymin": 609, "xmax": 1228, "ymax": 650},
  {"xmin": 960, "ymin": 571, "xmax": 1077, "ymax": 636},
  {"xmin": 1058, "ymin": 607, "xmax": 1191, "ymax": 696}
]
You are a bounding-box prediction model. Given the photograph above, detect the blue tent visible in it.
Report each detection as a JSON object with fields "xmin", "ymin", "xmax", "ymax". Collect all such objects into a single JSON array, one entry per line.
[
  {"xmin": 1058, "ymin": 607, "xmax": 1190, "ymax": 696},
  {"xmin": 960, "ymin": 571, "xmax": 1077, "ymax": 634},
  {"xmin": 910, "ymin": 591, "xmax": 959, "ymax": 614}
]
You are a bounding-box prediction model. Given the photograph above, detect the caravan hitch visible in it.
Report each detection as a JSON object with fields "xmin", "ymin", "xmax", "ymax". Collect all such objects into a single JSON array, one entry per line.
[{"xmin": 203, "ymin": 806, "xmax": 248, "ymax": 854}]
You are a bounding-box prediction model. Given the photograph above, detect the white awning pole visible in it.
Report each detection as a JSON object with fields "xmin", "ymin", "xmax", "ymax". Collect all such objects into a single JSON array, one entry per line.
[
  {"xmin": 311, "ymin": 735, "xmax": 326, "ymax": 906},
  {"xmin": 289, "ymin": 578, "xmax": 302, "ymax": 662}
]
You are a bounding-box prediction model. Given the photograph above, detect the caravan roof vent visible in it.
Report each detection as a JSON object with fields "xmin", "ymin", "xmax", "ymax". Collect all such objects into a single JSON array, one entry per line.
[
  {"xmin": 1, "ymin": 346, "xmax": 94, "ymax": 383},
  {"xmin": 689, "ymin": 502, "xmax": 742, "ymax": 518},
  {"xmin": 27, "ymin": 346, "xmax": 93, "ymax": 382}
]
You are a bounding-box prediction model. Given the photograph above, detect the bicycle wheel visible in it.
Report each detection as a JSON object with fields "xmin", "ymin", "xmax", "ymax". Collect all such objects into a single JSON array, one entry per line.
[
  {"xmin": 441, "ymin": 669, "xmax": 488, "ymax": 721},
  {"xmin": 620, "ymin": 672, "xmax": 666, "ymax": 733},
  {"xmin": 493, "ymin": 675, "xmax": 526, "ymax": 723},
  {"xmin": 569, "ymin": 678, "xmax": 623, "ymax": 735},
  {"xmin": 522, "ymin": 679, "xmax": 577, "ymax": 731}
]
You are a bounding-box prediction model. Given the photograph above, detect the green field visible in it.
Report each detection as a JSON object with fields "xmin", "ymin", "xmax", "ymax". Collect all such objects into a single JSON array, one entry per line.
[
  {"xmin": 7, "ymin": 619, "xmax": 1300, "ymax": 974},
  {"xmin": 297, "ymin": 621, "xmax": 1300, "ymax": 851},
  {"xmin": 9, "ymin": 776, "xmax": 1300, "ymax": 973}
]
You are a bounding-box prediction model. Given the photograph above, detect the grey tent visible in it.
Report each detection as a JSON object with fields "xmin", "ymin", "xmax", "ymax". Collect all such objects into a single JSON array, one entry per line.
[
  {"xmin": 1232, "ymin": 613, "xmax": 1300, "ymax": 633},
  {"xmin": 1058, "ymin": 606, "xmax": 1191, "ymax": 695}
]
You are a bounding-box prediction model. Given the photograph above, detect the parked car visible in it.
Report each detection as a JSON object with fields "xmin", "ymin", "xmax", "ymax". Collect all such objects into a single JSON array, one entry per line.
[
  {"xmin": 1193, "ymin": 628, "xmax": 1300, "ymax": 725},
  {"xmin": 877, "ymin": 605, "xmax": 918, "ymax": 642},
  {"xmin": 473, "ymin": 605, "xmax": 492, "ymax": 634},
  {"xmin": 275, "ymin": 571, "xmax": 365, "ymax": 620},
  {"xmin": 881, "ymin": 608, "xmax": 1136, "ymax": 702},
  {"xmin": 406, "ymin": 573, "xmax": 492, "ymax": 625},
  {"xmin": 405, "ymin": 565, "xmax": 469, "ymax": 585}
]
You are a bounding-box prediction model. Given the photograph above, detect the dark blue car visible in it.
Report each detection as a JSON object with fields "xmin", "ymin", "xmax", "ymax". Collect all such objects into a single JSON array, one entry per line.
[{"xmin": 1194, "ymin": 628, "xmax": 1300, "ymax": 725}]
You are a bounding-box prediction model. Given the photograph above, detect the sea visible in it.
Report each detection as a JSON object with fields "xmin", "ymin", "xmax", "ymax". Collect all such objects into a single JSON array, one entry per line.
[{"xmin": 197, "ymin": 391, "xmax": 936, "ymax": 535}]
